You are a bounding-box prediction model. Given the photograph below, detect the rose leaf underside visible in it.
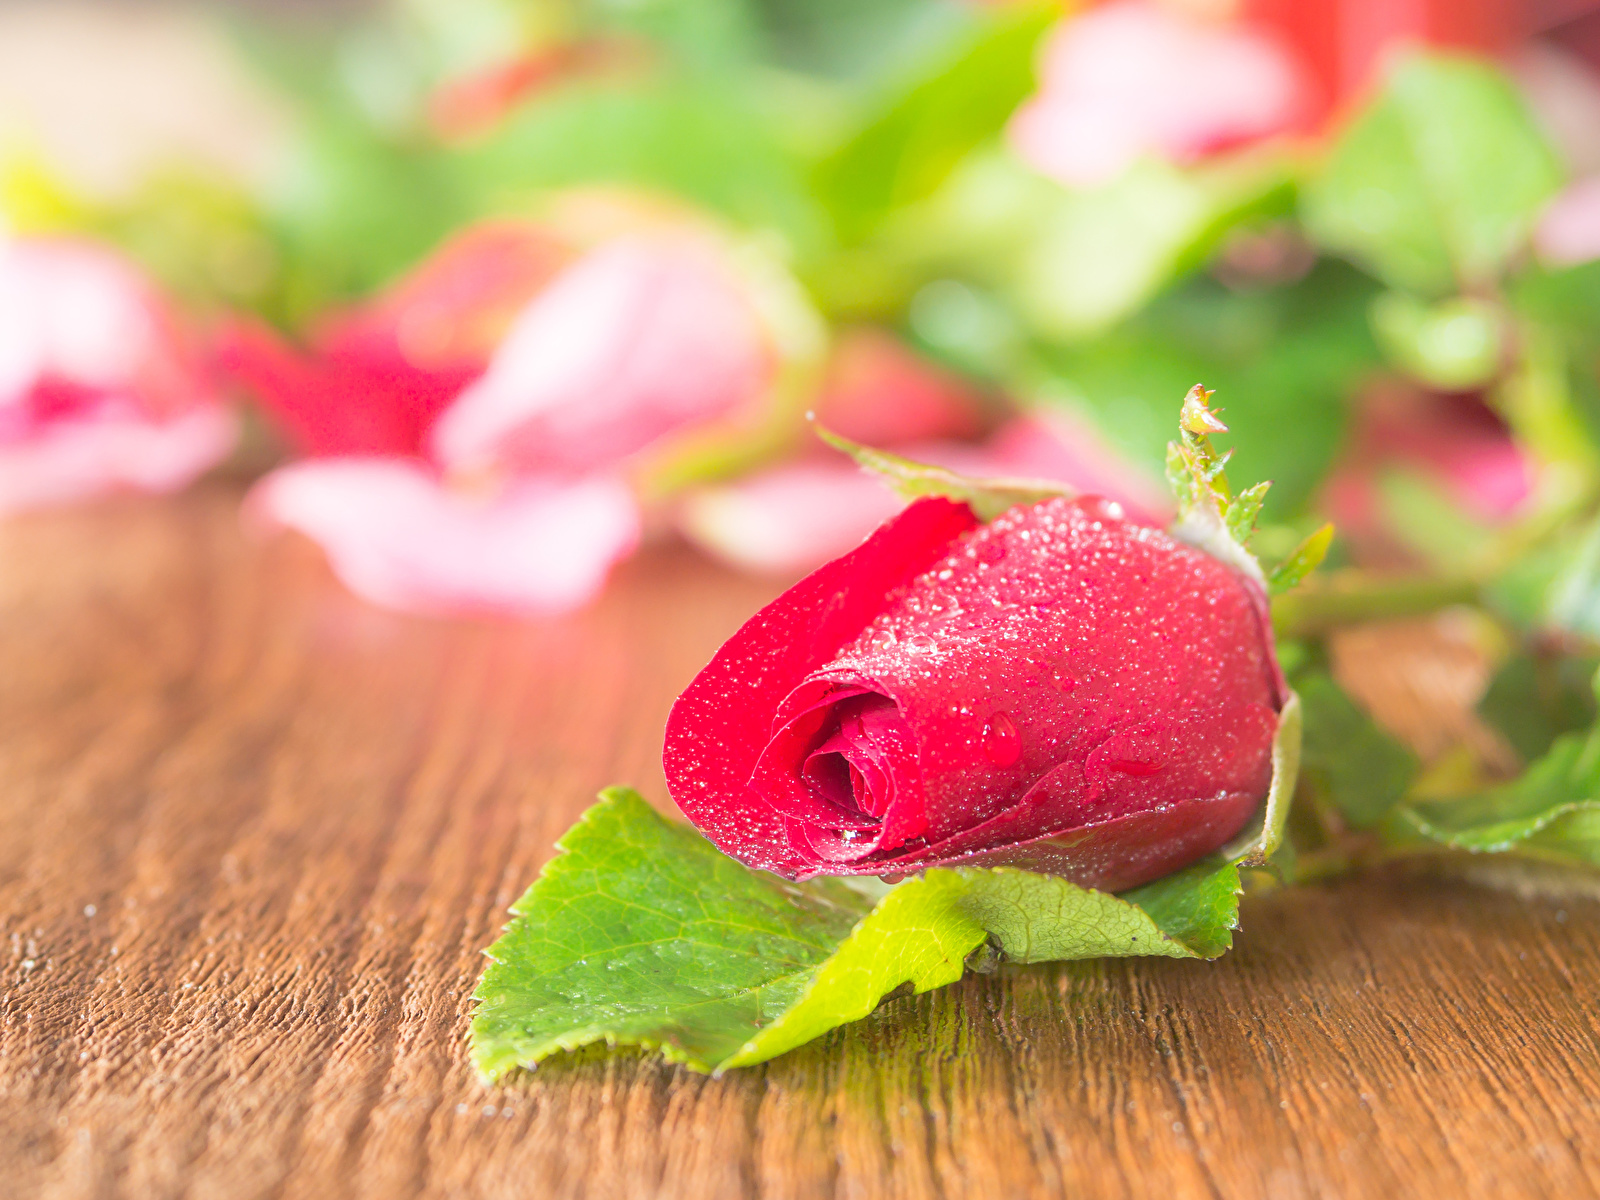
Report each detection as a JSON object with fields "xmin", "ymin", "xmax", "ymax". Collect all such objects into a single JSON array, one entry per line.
[
  {"xmin": 471, "ymin": 788, "xmax": 1243, "ymax": 1079},
  {"xmin": 1289, "ymin": 665, "xmax": 1600, "ymax": 878},
  {"xmin": 1382, "ymin": 691, "xmax": 1600, "ymax": 871}
]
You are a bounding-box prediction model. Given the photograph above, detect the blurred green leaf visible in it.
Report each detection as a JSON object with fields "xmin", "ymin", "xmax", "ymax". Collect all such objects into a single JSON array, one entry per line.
[
  {"xmin": 1296, "ymin": 671, "xmax": 1419, "ymax": 830},
  {"xmin": 1384, "ymin": 688, "xmax": 1600, "ymax": 870},
  {"xmin": 1479, "ymin": 651, "xmax": 1600, "ymax": 763},
  {"xmin": 812, "ymin": 3, "xmax": 1054, "ymax": 245},
  {"xmin": 460, "ymin": 77, "xmax": 830, "ymax": 254},
  {"xmin": 1032, "ymin": 262, "xmax": 1381, "ymax": 518},
  {"xmin": 1303, "ymin": 52, "xmax": 1562, "ymax": 296},
  {"xmin": 753, "ymin": 0, "xmax": 972, "ymax": 80},
  {"xmin": 1369, "ymin": 291, "xmax": 1503, "ymax": 390},
  {"xmin": 1505, "ymin": 266, "xmax": 1600, "ymax": 467},
  {"xmin": 1540, "ymin": 512, "xmax": 1600, "ymax": 642},
  {"xmin": 1376, "ymin": 469, "xmax": 1497, "ymax": 570}
]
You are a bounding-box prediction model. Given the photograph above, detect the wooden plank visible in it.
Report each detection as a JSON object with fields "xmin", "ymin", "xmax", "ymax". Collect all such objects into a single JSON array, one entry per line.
[{"xmin": 2, "ymin": 487, "xmax": 1598, "ymax": 1199}]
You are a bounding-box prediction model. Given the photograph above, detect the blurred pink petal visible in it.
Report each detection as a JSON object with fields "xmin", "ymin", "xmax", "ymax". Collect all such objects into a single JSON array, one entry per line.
[
  {"xmin": 217, "ymin": 221, "xmax": 566, "ymax": 457},
  {"xmin": 431, "ymin": 236, "xmax": 774, "ymax": 474},
  {"xmin": 0, "ymin": 236, "xmax": 231, "ymax": 512},
  {"xmin": 813, "ymin": 328, "xmax": 987, "ymax": 448},
  {"xmin": 1320, "ymin": 385, "xmax": 1531, "ymax": 559},
  {"xmin": 1535, "ymin": 175, "xmax": 1600, "ymax": 267},
  {"xmin": 681, "ymin": 461, "xmax": 907, "ymax": 576},
  {"xmin": 0, "ymin": 405, "xmax": 235, "ymax": 515},
  {"xmin": 979, "ymin": 412, "xmax": 1172, "ymax": 527},
  {"xmin": 252, "ymin": 458, "xmax": 640, "ymax": 616},
  {"xmin": 1008, "ymin": 2, "xmax": 1309, "ymax": 188}
]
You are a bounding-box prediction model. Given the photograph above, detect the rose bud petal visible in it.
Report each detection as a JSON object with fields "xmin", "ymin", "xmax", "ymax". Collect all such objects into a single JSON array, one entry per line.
[
  {"xmin": 0, "ymin": 236, "xmax": 234, "ymax": 514},
  {"xmin": 250, "ymin": 457, "xmax": 640, "ymax": 616},
  {"xmin": 665, "ymin": 494, "xmax": 1283, "ymax": 891}
]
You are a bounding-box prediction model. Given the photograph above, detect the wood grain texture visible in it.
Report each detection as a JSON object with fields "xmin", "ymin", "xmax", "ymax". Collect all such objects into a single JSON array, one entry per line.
[{"xmin": 3, "ymin": 486, "xmax": 1599, "ymax": 1200}]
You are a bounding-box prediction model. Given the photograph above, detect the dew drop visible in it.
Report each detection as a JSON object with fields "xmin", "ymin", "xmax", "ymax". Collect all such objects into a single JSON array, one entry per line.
[
  {"xmin": 904, "ymin": 632, "xmax": 937, "ymax": 655},
  {"xmin": 1109, "ymin": 757, "xmax": 1165, "ymax": 777},
  {"xmin": 982, "ymin": 713, "xmax": 1021, "ymax": 766}
]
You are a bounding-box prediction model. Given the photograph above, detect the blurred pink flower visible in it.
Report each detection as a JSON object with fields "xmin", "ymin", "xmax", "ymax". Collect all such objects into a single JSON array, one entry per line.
[
  {"xmin": 218, "ymin": 221, "xmax": 569, "ymax": 457},
  {"xmin": 430, "ymin": 235, "xmax": 775, "ymax": 475},
  {"xmin": 226, "ymin": 215, "xmax": 785, "ymax": 616},
  {"xmin": 251, "ymin": 459, "xmax": 639, "ymax": 616},
  {"xmin": 681, "ymin": 409, "xmax": 1170, "ymax": 577},
  {"xmin": 1535, "ymin": 175, "xmax": 1600, "ymax": 267},
  {"xmin": 0, "ymin": 237, "xmax": 233, "ymax": 515},
  {"xmin": 811, "ymin": 327, "xmax": 988, "ymax": 448},
  {"xmin": 1320, "ymin": 384, "xmax": 1532, "ymax": 559},
  {"xmin": 1008, "ymin": 1, "xmax": 1310, "ymax": 188}
]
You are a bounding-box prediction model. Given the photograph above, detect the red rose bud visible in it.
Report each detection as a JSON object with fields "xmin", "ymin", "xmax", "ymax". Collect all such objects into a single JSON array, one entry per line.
[{"xmin": 665, "ymin": 493, "xmax": 1285, "ymax": 892}]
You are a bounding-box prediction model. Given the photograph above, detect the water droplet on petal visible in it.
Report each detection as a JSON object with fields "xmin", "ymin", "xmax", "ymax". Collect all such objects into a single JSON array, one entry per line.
[{"xmin": 983, "ymin": 713, "xmax": 1021, "ymax": 766}]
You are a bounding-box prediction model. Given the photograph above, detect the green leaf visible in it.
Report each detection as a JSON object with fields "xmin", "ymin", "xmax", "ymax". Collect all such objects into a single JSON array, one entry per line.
[
  {"xmin": 815, "ymin": 425, "xmax": 1071, "ymax": 522},
  {"xmin": 1384, "ymin": 670, "xmax": 1600, "ymax": 870},
  {"xmin": 717, "ymin": 870, "xmax": 986, "ymax": 1069},
  {"xmin": 1302, "ymin": 52, "xmax": 1563, "ymax": 295},
  {"xmin": 1010, "ymin": 155, "xmax": 1293, "ymax": 340},
  {"xmin": 474, "ymin": 789, "xmax": 1247, "ymax": 1078},
  {"xmin": 1296, "ymin": 671, "xmax": 1419, "ymax": 829},
  {"xmin": 1033, "ymin": 261, "xmax": 1381, "ymax": 520},
  {"xmin": 1267, "ymin": 524, "xmax": 1335, "ymax": 595},
  {"xmin": 812, "ymin": 4, "xmax": 1055, "ymax": 245},
  {"xmin": 720, "ymin": 858, "xmax": 1242, "ymax": 1069},
  {"xmin": 471, "ymin": 788, "xmax": 872, "ymax": 1077},
  {"xmin": 1503, "ymin": 510, "xmax": 1600, "ymax": 640}
]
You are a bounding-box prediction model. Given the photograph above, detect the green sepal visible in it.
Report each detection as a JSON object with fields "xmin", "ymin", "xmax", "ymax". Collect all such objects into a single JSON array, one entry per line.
[
  {"xmin": 1223, "ymin": 689, "xmax": 1302, "ymax": 865},
  {"xmin": 816, "ymin": 425, "xmax": 1072, "ymax": 522},
  {"xmin": 1267, "ymin": 524, "xmax": 1336, "ymax": 596},
  {"xmin": 1225, "ymin": 481, "xmax": 1272, "ymax": 546}
]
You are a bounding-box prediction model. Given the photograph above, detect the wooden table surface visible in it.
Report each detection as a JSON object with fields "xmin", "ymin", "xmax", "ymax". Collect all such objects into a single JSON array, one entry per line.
[{"xmin": 3, "ymin": 486, "xmax": 1599, "ymax": 1200}]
